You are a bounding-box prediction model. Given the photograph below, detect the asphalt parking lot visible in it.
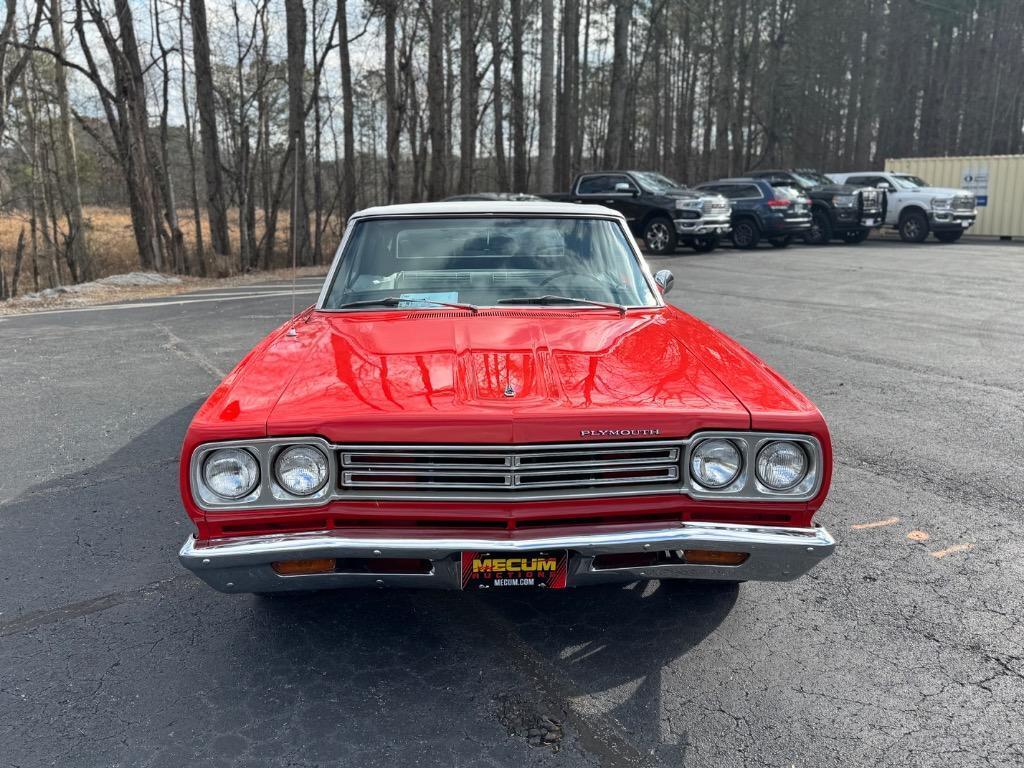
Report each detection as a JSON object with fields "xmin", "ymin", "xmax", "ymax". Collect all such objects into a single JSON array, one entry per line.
[{"xmin": 2, "ymin": 238, "xmax": 1022, "ymax": 767}]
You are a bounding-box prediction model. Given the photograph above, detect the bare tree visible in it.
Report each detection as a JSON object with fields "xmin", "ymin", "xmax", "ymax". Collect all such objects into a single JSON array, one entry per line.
[
  {"xmin": 509, "ymin": 0, "xmax": 526, "ymax": 191},
  {"xmin": 338, "ymin": 0, "xmax": 357, "ymax": 217},
  {"xmin": 284, "ymin": 0, "xmax": 311, "ymax": 266},
  {"xmin": 46, "ymin": 0, "xmax": 89, "ymax": 281},
  {"xmin": 189, "ymin": 0, "xmax": 231, "ymax": 259},
  {"xmin": 603, "ymin": 0, "xmax": 631, "ymax": 168},
  {"xmin": 427, "ymin": 0, "xmax": 447, "ymax": 199},
  {"xmin": 536, "ymin": 0, "xmax": 553, "ymax": 191}
]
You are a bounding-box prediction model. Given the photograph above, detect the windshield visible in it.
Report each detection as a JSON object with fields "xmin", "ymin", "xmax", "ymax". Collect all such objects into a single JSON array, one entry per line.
[
  {"xmin": 322, "ymin": 216, "xmax": 659, "ymax": 310},
  {"xmin": 632, "ymin": 172, "xmax": 687, "ymax": 192},
  {"xmin": 892, "ymin": 174, "xmax": 929, "ymax": 189}
]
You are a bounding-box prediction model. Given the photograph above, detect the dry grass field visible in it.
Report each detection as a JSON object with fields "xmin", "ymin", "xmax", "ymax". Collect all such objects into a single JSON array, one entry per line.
[{"xmin": 0, "ymin": 207, "xmax": 342, "ymax": 293}]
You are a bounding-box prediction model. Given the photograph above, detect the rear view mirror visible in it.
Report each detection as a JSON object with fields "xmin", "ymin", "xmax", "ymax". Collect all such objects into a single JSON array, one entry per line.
[{"xmin": 654, "ymin": 269, "xmax": 675, "ymax": 295}]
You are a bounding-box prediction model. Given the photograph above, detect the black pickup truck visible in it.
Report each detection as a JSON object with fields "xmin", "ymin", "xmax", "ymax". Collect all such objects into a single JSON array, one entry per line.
[
  {"xmin": 542, "ymin": 171, "xmax": 732, "ymax": 255},
  {"xmin": 747, "ymin": 169, "xmax": 884, "ymax": 245}
]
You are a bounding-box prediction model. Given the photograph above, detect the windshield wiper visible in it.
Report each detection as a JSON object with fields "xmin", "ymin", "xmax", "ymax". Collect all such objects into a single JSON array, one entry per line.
[
  {"xmin": 336, "ymin": 296, "xmax": 480, "ymax": 313},
  {"xmin": 496, "ymin": 295, "xmax": 627, "ymax": 316}
]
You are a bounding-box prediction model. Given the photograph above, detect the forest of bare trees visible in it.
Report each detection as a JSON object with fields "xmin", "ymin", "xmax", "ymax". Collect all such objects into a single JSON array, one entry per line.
[{"xmin": 1, "ymin": 0, "xmax": 1023, "ymax": 295}]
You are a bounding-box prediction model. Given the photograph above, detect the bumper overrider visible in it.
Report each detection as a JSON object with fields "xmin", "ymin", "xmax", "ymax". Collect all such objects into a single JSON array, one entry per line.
[{"xmin": 179, "ymin": 521, "xmax": 836, "ymax": 593}]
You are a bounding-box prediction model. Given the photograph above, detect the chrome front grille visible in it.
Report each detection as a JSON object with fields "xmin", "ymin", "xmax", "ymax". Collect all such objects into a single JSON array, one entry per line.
[
  {"xmin": 952, "ymin": 194, "xmax": 975, "ymax": 211},
  {"xmin": 859, "ymin": 189, "xmax": 881, "ymax": 210},
  {"xmin": 702, "ymin": 199, "xmax": 730, "ymax": 216},
  {"xmin": 338, "ymin": 441, "xmax": 683, "ymax": 495}
]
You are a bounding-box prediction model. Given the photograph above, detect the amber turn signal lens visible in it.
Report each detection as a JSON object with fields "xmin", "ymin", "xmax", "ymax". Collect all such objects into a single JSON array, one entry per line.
[
  {"xmin": 272, "ymin": 558, "xmax": 336, "ymax": 575},
  {"xmin": 683, "ymin": 549, "xmax": 748, "ymax": 566}
]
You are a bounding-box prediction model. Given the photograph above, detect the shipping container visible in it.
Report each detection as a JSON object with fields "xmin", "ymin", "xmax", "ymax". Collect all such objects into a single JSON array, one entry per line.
[{"xmin": 884, "ymin": 154, "xmax": 1024, "ymax": 238}]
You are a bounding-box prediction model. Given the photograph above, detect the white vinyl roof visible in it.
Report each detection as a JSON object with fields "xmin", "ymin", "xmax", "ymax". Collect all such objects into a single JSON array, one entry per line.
[{"xmin": 350, "ymin": 201, "xmax": 622, "ymax": 219}]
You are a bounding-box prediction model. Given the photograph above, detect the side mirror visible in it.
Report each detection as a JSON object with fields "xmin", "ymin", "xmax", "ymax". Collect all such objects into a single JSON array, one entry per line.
[
  {"xmin": 613, "ymin": 182, "xmax": 635, "ymax": 194},
  {"xmin": 876, "ymin": 182, "xmax": 892, "ymax": 191},
  {"xmin": 654, "ymin": 269, "xmax": 675, "ymax": 296}
]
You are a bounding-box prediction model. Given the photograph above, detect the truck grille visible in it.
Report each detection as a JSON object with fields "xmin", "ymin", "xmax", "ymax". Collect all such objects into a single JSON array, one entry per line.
[
  {"xmin": 952, "ymin": 195, "xmax": 975, "ymax": 211},
  {"xmin": 337, "ymin": 441, "xmax": 683, "ymax": 496},
  {"xmin": 701, "ymin": 199, "xmax": 730, "ymax": 216},
  {"xmin": 859, "ymin": 189, "xmax": 881, "ymax": 210}
]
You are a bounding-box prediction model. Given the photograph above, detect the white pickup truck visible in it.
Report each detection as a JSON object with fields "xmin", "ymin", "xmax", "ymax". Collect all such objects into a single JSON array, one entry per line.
[{"xmin": 828, "ymin": 171, "xmax": 977, "ymax": 243}]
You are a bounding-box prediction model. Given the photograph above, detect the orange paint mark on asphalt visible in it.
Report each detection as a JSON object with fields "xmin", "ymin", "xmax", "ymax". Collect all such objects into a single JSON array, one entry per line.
[
  {"xmin": 851, "ymin": 516, "xmax": 900, "ymax": 530},
  {"xmin": 931, "ymin": 543, "xmax": 974, "ymax": 558},
  {"xmin": 907, "ymin": 530, "xmax": 930, "ymax": 541}
]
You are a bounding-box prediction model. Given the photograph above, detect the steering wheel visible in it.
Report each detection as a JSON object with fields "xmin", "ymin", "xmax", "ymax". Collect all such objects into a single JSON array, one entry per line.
[{"xmin": 538, "ymin": 270, "xmax": 610, "ymax": 290}]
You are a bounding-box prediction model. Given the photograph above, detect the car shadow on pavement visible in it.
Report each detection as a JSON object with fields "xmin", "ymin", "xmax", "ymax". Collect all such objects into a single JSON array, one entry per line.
[{"xmin": 252, "ymin": 577, "xmax": 736, "ymax": 763}]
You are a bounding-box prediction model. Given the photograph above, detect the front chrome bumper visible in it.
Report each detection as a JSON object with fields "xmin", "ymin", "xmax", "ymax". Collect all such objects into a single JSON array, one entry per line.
[
  {"xmin": 179, "ymin": 521, "xmax": 835, "ymax": 593},
  {"xmin": 931, "ymin": 210, "xmax": 977, "ymax": 228},
  {"xmin": 673, "ymin": 216, "xmax": 732, "ymax": 236}
]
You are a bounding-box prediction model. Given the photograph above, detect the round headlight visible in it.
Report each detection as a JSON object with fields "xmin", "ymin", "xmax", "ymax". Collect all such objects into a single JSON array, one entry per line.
[
  {"xmin": 275, "ymin": 445, "xmax": 329, "ymax": 496},
  {"xmin": 202, "ymin": 448, "xmax": 260, "ymax": 499},
  {"xmin": 689, "ymin": 439, "xmax": 742, "ymax": 489},
  {"xmin": 756, "ymin": 441, "xmax": 808, "ymax": 490}
]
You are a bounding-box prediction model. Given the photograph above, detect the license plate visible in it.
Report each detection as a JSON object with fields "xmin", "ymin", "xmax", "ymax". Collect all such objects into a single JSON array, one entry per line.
[
  {"xmin": 961, "ymin": 221, "xmax": 970, "ymax": 228},
  {"xmin": 461, "ymin": 550, "xmax": 568, "ymax": 589}
]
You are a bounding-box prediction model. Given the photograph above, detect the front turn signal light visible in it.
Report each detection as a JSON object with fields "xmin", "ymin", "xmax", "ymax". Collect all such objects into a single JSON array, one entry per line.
[
  {"xmin": 272, "ymin": 558, "xmax": 336, "ymax": 575},
  {"xmin": 683, "ymin": 549, "xmax": 748, "ymax": 566}
]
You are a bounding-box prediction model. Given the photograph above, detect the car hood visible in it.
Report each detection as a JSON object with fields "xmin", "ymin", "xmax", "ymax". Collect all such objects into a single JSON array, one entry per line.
[
  {"xmin": 259, "ymin": 309, "xmax": 754, "ymax": 443},
  {"xmin": 654, "ymin": 188, "xmax": 706, "ymax": 201},
  {"xmin": 809, "ymin": 183, "xmax": 863, "ymax": 195},
  {"xmin": 912, "ymin": 186, "xmax": 971, "ymax": 198}
]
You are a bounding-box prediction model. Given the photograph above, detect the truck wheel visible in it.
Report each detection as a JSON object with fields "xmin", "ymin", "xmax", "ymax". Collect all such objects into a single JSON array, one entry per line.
[
  {"xmin": 643, "ymin": 218, "xmax": 677, "ymax": 255},
  {"xmin": 730, "ymin": 219, "xmax": 760, "ymax": 249},
  {"xmin": 768, "ymin": 236, "xmax": 792, "ymax": 248},
  {"xmin": 899, "ymin": 210, "xmax": 929, "ymax": 242},
  {"xmin": 934, "ymin": 230, "xmax": 963, "ymax": 243},
  {"xmin": 802, "ymin": 209, "xmax": 833, "ymax": 245},
  {"xmin": 842, "ymin": 229, "xmax": 870, "ymax": 244},
  {"xmin": 691, "ymin": 235, "xmax": 719, "ymax": 253}
]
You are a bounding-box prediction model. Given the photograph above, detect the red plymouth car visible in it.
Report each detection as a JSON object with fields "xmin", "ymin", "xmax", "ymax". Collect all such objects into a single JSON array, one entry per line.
[{"xmin": 179, "ymin": 201, "xmax": 834, "ymax": 593}]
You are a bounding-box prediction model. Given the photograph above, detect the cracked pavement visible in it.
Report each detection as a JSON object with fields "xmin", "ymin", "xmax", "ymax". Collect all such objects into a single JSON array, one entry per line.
[{"xmin": 1, "ymin": 240, "xmax": 1022, "ymax": 767}]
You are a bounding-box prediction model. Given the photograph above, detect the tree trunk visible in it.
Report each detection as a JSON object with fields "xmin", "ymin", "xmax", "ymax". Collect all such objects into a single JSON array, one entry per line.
[
  {"xmin": 48, "ymin": 0, "xmax": 89, "ymax": 281},
  {"xmin": 189, "ymin": 0, "xmax": 231, "ymax": 259},
  {"xmin": 457, "ymin": 0, "xmax": 476, "ymax": 194},
  {"xmin": 510, "ymin": 0, "xmax": 527, "ymax": 191},
  {"xmin": 284, "ymin": 0, "xmax": 311, "ymax": 265},
  {"xmin": 490, "ymin": 0, "xmax": 509, "ymax": 191},
  {"xmin": 604, "ymin": 0, "xmax": 631, "ymax": 168},
  {"xmin": 427, "ymin": 0, "xmax": 447, "ymax": 199},
  {"xmin": 338, "ymin": 0, "xmax": 357, "ymax": 218},
  {"xmin": 384, "ymin": 0, "xmax": 400, "ymax": 203},
  {"xmin": 536, "ymin": 0, "xmax": 554, "ymax": 192}
]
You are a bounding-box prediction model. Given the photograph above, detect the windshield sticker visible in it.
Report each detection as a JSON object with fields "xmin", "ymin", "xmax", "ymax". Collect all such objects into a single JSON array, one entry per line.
[{"xmin": 397, "ymin": 292, "xmax": 460, "ymax": 308}]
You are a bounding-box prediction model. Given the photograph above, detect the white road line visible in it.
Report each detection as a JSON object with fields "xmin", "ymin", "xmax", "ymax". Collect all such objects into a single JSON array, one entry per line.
[{"xmin": 1, "ymin": 289, "xmax": 321, "ymax": 318}]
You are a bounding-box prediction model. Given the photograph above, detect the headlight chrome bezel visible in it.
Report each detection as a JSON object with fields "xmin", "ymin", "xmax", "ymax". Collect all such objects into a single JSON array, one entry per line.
[
  {"xmin": 832, "ymin": 194, "xmax": 858, "ymax": 208},
  {"xmin": 191, "ymin": 437, "xmax": 336, "ymax": 511},
  {"xmin": 931, "ymin": 197, "xmax": 952, "ymax": 211},
  {"xmin": 683, "ymin": 432, "xmax": 823, "ymax": 501}
]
